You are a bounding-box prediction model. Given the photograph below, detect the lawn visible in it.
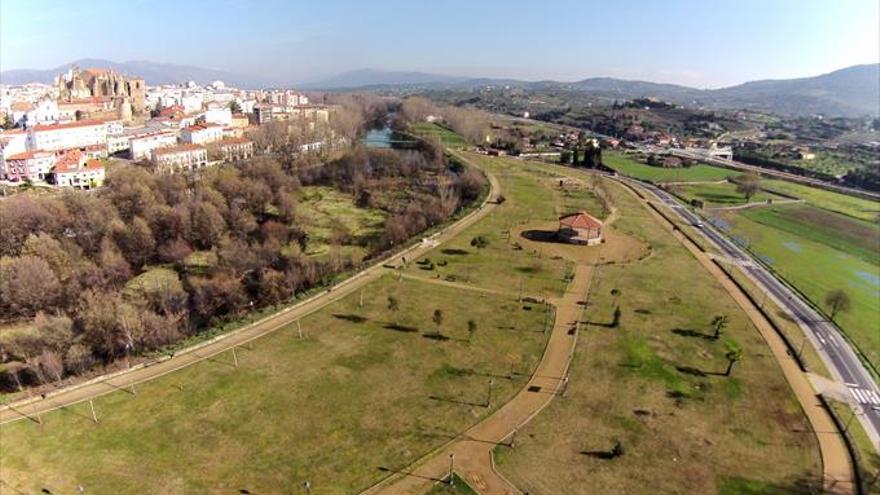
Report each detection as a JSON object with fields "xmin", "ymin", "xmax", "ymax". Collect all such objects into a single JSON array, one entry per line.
[
  {"xmin": 717, "ymin": 206, "xmax": 880, "ymax": 369},
  {"xmin": 604, "ymin": 152, "xmax": 734, "ymax": 183},
  {"xmin": 760, "ymin": 179, "xmax": 880, "ymax": 222},
  {"xmin": 668, "ymin": 181, "xmax": 788, "ymax": 207},
  {"xmin": 425, "ymin": 475, "xmax": 478, "ymax": 495},
  {"xmin": 0, "ymin": 276, "xmax": 550, "ymax": 494},
  {"xmin": 493, "ymin": 163, "xmax": 821, "ymax": 494},
  {"xmin": 410, "ymin": 122, "xmax": 467, "ymax": 148}
]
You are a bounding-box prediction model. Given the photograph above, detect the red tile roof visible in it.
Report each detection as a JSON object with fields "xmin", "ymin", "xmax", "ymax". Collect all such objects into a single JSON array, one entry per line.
[
  {"xmin": 32, "ymin": 119, "xmax": 106, "ymax": 132},
  {"xmin": 153, "ymin": 143, "xmax": 206, "ymax": 156},
  {"xmin": 187, "ymin": 123, "xmax": 221, "ymax": 131},
  {"xmin": 5, "ymin": 150, "xmax": 54, "ymax": 160},
  {"xmin": 559, "ymin": 211, "xmax": 603, "ymax": 230},
  {"xmin": 52, "ymin": 150, "xmax": 84, "ymax": 173}
]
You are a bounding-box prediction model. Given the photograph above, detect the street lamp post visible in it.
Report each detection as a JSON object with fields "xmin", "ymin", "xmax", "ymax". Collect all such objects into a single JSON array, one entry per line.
[
  {"xmin": 486, "ymin": 379, "xmax": 494, "ymax": 408},
  {"xmin": 303, "ymin": 480, "xmax": 311, "ymax": 495},
  {"xmin": 448, "ymin": 453, "xmax": 455, "ymax": 485}
]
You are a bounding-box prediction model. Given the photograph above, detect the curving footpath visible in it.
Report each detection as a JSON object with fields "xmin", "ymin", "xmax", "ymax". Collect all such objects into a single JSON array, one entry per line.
[
  {"xmin": 0, "ymin": 165, "xmax": 503, "ymax": 426},
  {"xmin": 360, "ymin": 264, "xmax": 594, "ymax": 495}
]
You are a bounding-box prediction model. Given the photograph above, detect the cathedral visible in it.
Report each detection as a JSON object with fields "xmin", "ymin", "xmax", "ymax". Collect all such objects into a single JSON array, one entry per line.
[{"xmin": 55, "ymin": 65, "xmax": 146, "ymax": 121}]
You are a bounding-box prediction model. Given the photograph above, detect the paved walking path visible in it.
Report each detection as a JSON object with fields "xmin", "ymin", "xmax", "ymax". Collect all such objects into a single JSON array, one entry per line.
[
  {"xmin": 361, "ymin": 263, "xmax": 594, "ymax": 495},
  {"xmin": 0, "ymin": 167, "xmax": 503, "ymax": 425}
]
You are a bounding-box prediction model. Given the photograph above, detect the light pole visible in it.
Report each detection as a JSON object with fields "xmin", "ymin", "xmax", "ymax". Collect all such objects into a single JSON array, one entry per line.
[
  {"xmin": 486, "ymin": 379, "xmax": 494, "ymax": 408},
  {"xmin": 303, "ymin": 480, "xmax": 311, "ymax": 495},
  {"xmin": 448, "ymin": 453, "xmax": 455, "ymax": 485}
]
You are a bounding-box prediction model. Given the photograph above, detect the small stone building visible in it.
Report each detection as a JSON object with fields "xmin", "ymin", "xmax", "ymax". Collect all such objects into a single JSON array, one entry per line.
[{"xmin": 557, "ymin": 211, "xmax": 603, "ymax": 245}]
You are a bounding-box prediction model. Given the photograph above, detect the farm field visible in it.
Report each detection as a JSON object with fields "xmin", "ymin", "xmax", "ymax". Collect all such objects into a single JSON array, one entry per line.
[
  {"xmin": 717, "ymin": 204, "xmax": 880, "ymax": 369},
  {"xmin": 604, "ymin": 152, "xmax": 734, "ymax": 183},
  {"xmin": 668, "ymin": 181, "xmax": 789, "ymax": 207},
  {"xmin": 760, "ymin": 179, "xmax": 880, "ymax": 222},
  {"xmin": 494, "ymin": 163, "xmax": 821, "ymax": 494}
]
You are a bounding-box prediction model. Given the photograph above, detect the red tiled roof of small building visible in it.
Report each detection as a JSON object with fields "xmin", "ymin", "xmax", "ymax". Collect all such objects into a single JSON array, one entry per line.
[{"xmin": 559, "ymin": 211, "xmax": 603, "ymax": 230}]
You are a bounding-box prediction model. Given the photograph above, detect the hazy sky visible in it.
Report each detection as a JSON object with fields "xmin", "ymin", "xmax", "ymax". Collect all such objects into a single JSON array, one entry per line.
[{"xmin": 1, "ymin": 0, "xmax": 877, "ymax": 88}]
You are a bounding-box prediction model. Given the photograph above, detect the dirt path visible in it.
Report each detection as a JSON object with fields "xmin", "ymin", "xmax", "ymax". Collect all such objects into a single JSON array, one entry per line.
[
  {"xmin": 0, "ymin": 167, "xmax": 503, "ymax": 425},
  {"xmin": 706, "ymin": 198, "xmax": 805, "ymax": 211},
  {"xmin": 614, "ymin": 178, "xmax": 856, "ymax": 495},
  {"xmin": 360, "ymin": 263, "xmax": 595, "ymax": 495}
]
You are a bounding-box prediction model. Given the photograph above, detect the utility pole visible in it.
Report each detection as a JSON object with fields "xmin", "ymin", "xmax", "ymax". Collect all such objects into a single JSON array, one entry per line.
[
  {"xmin": 89, "ymin": 399, "xmax": 98, "ymax": 423},
  {"xmin": 518, "ymin": 277, "xmax": 524, "ymax": 303},
  {"xmin": 303, "ymin": 480, "xmax": 311, "ymax": 495},
  {"xmin": 232, "ymin": 346, "xmax": 239, "ymax": 368},
  {"xmin": 359, "ymin": 288, "xmax": 364, "ymax": 308},
  {"xmin": 486, "ymin": 379, "xmax": 495, "ymax": 408},
  {"xmin": 297, "ymin": 319, "xmax": 303, "ymax": 339}
]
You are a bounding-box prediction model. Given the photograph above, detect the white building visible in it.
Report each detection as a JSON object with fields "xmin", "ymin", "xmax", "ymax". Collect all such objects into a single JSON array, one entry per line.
[
  {"xmin": 130, "ymin": 130, "xmax": 179, "ymax": 160},
  {"xmin": 27, "ymin": 120, "xmax": 108, "ymax": 152},
  {"xmin": 181, "ymin": 94, "xmax": 204, "ymax": 114},
  {"xmin": 202, "ymin": 107, "xmax": 232, "ymax": 126},
  {"xmin": 52, "ymin": 151, "xmax": 105, "ymax": 189},
  {"xmin": 217, "ymin": 137, "xmax": 254, "ymax": 162},
  {"xmin": 24, "ymin": 98, "xmax": 60, "ymax": 127},
  {"xmin": 181, "ymin": 123, "xmax": 223, "ymax": 145},
  {"xmin": 152, "ymin": 143, "xmax": 208, "ymax": 174}
]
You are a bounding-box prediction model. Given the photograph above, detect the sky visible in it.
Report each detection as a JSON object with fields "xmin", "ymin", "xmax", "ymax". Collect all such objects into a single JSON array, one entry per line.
[{"xmin": 1, "ymin": 0, "xmax": 878, "ymax": 88}]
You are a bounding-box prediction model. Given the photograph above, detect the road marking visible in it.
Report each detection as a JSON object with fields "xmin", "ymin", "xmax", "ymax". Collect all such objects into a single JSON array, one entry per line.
[{"xmin": 848, "ymin": 386, "xmax": 880, "ymax": 405}]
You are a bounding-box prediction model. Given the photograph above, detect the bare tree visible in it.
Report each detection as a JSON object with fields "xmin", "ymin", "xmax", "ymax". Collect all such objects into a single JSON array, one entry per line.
[
  {"xmin": 824, "ymin": 289, "xmax": 851, "ymax": 322},
  {"xmin": 735, "ymin": 172, "xmax": 761, "ymax": 201}
]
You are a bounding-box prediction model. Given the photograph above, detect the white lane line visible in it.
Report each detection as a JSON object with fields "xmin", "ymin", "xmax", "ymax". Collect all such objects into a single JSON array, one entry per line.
[{"xmin": 865, "ymin": 389, "xmax": 880, "ymax": 405}]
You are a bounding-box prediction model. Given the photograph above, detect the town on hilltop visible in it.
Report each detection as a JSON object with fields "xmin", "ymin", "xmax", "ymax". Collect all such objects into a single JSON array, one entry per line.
[{"xmin": 0, "ymin": 65, "xmax": 336, "ymax": 189}]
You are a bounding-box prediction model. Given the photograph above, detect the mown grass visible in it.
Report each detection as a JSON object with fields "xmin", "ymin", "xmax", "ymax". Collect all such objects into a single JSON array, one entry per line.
[
  {"xmin": 719, "ymin": 208, "xmax": 880, "ymax": 369},
  {"xmin": 403, "ymin": 152, "xmax": 605, "ymax": 299},
  {"xmin": 426, "ymin": 474, "xmax": 478, "ymax": 495},
  {"xmin": 410, "ymin": 122, "xmax": 467, "ymax": 148},
  {"xmin": 494, "ymin": 162, "xmax": 820, "ymax": 494},
  {"xmin": 0, "ymin": 276, "xmax": 549, "ymax": 494},
  {"xmin": 604, "ymin": 152, "xmax": 734, "ymax": 183},
  {"xmin": 761, "ymin": 179, "xmax": 880, "ymax": 222},
  {"xmin": 668, "ymin": 181, "xmax": 787, "ymax": 207}
]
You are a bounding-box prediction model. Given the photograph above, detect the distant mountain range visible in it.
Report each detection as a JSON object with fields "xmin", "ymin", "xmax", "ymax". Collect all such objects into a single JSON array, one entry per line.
[
  {"xmin": 2, "ymin": 60, "xmax": 877, "ymax": 117},
  {"xmin": 306, "ymin": 64, "xmax": 880, "ymax": 118},
  {"xmin": 0, "ymin": 58, "xmax": 278, "ymax": 89}
]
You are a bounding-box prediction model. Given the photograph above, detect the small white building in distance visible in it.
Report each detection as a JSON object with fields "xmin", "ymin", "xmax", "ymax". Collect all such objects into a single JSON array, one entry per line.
[
  {"xmin": 152, "ymin": 143, "xmax": 208, "ymax": 174},
  {"xmin": 181, "ymin": 123, "xmax": 223, "ymax": 145}
]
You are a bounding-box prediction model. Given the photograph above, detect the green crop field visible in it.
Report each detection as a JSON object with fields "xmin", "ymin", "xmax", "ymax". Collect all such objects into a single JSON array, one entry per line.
[
  {"xmin": 760, "ymin": 179, "xmax": 880, "ymax": 222},
  {"xmin": 604, "ymin": 152, "xmax": 734, "ymax": 183},
  {"xmin": 668, "ymin": 181, "xmax": 788, "ymax": 207},
  {"xmin": 719, "ymin": 205, "xmax": 880, "ymax": 368},
  {"xmin": 410, "ymin": 122, "xmax": 467, "ymax": 148},
  {"xmin": 494, "ymin": 165, "xmax": 821, "ymax": 494}
]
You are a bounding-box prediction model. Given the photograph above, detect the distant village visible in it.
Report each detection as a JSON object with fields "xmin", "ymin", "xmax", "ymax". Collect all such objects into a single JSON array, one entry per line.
[{"xmin": 0, "ymin": 65, "xmax": 336, "ymax": 190}]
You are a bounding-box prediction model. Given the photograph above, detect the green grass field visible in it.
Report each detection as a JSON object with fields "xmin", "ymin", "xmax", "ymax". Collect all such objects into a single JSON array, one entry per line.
[
  {"xmin": 0, "ymin": 155, "xmax": 823, "ymax": 494},
  {"xmin": 494, "ymin": 168, "xmax": 821, "ymax": 494},
  {"xmin": 668, "ymin": 181, "xmax": 788, "ymax": 207},
  {"xmin": 410, "ymin": 122, "xmax": 467, "ymax": 148},
  {"xmin": 760, "ymin": 179, "xmax": 880, "ymax": 222},
  {"xmin": 719, "ymin": 206, "xmax": 880, "ymax": 369},
  {"xmin": 604, "ymin": 152, "xmax": 734, "ymax": 183},
  {"xmin": 0, "ymin": 276, "xmax": 550, "ymax": 494}
]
